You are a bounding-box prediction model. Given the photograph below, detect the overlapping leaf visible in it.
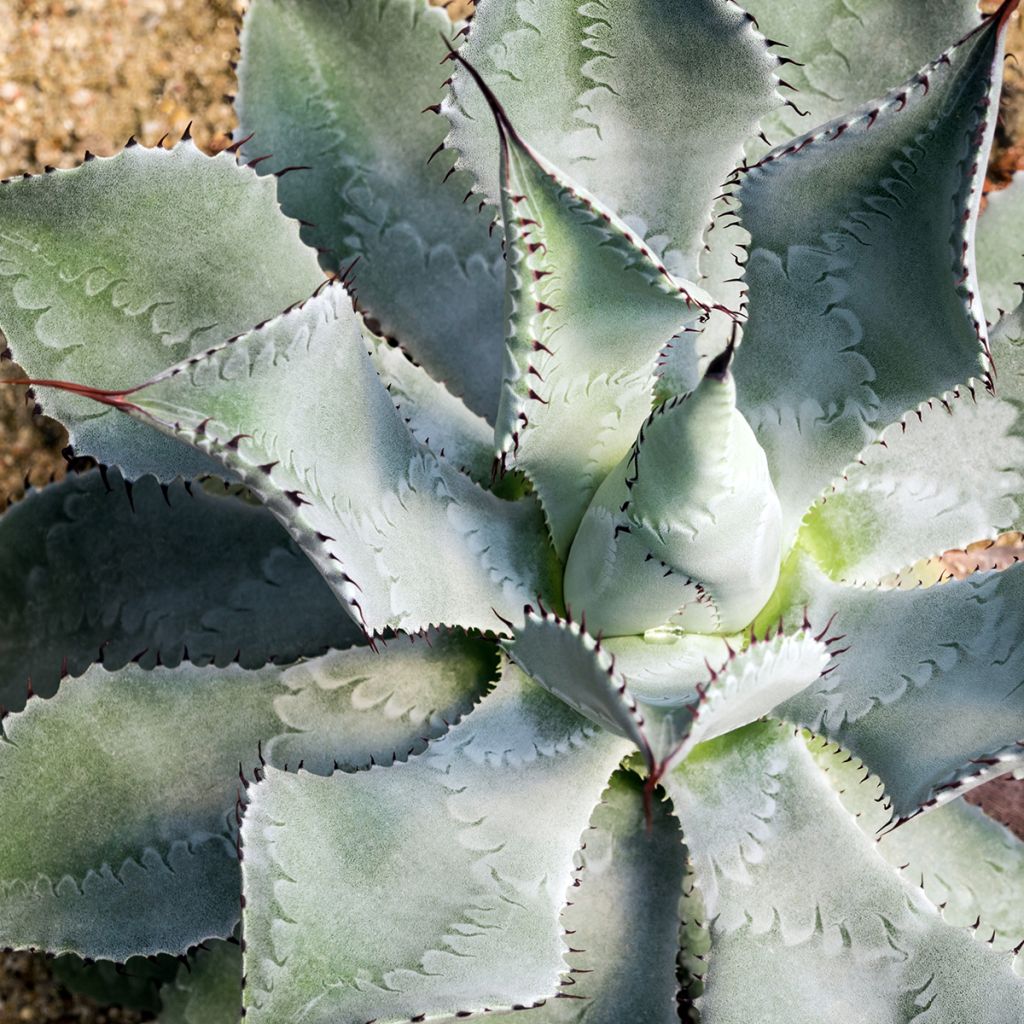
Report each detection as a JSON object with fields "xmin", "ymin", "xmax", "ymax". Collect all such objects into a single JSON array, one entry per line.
[
  {"xmin": 809, "ymin": 736, "xmax": 1024, "ymax": 958},
  {"xmin": 470, "ymin": 88, "xmax": 712, "ymax": 557},
  {"xmin": 977, "ymin": 173, "xmax": 1024, "ymax": 318},
  {"xmin": 800, "ymin": 380, "xmax": 1024, "ymax": 585},
  {"xmin": 734, "ymin": 9, "xmax": 1008, "ymax": 544},
  {"xmin": 0, "ymin": 468, "xmax": 360, "ymax": 712},
  {"xmin": 0, "ymin": 633, "xmax": 496, "ymax": 959},
  {"xmin": 563, "ymin": 366, "xmax": 782, "ymax": 635},
  {"xmin": 445, "ymin": 0, "xmax": 780, "ymax": 280},
  {"xmin": 158, "ymin": 941, "xmax": 243, "ymax": 1024},
  {"xmin": 241, "ymin": 669, "xmax": 632, "ymax": 1023},
  {"xmin": 237, "ymin": 0, "xmax": 504, "ymax": 418},
  {"xmin": 741, "ymin": 0, "xmax": 981, "ymax": 145},
  {"xmin": 91, "ymin": 286, "xmax": 558, "ymax": 636},
  {"xmin": 760, "ymin": 550, "xmax": 1024, "ymax": 818},
  {"xmin": 428, "ymin": 769, "xmax": 687, "ymax": 1023},
  {"xmin": 367, "ymin": 330, "xmax": 494, "ymax": 484},
  {"xmin": 665, "ymin": 721, "xmax": 1024, "ymax": 1022},
  {"xmin": 506, "ymin": 606, "xmax": 827, "ymax": 772},
  {"xmin": 0, "ymin": 141, "xmax": 322, "ymax": 479}
]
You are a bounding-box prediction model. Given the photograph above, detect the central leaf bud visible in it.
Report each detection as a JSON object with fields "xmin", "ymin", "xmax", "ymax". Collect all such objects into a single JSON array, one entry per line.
[{"xmin": 563, "ymin": 358, "xmax": 783, "ymax": 637}]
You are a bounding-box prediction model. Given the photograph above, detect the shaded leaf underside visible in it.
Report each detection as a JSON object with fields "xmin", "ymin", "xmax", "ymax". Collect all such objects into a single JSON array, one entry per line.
[{"xmin": 0, "ymin": 468, "xmax": 360, "ymax": 712}]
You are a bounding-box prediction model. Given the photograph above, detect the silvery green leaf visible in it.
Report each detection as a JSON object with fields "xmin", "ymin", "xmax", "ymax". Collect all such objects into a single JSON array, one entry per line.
[
  {"xmin": 263, "ymin": 629, "xmax": 497, "ymax": 775},
  {"xmin": 506, "ymin": 606, "xmax": 826, "ymax": 773},
  {"xmin": 476, "ymin": 94, "xmax": 712, "ymax": 557},
  {"xmin": 0, "ymin": 633, "xmax": 496, "ymax": 959},
  {"xmin": 761, "ymin": 550, "xmax": 1024, "ymax": 818},
  {"xmin": 977, "ymin": 173, "xmax": 1024, "ymax": 319},
  {"xmin": 101, "ymin": 287, "xmax": 559, "ymax": 636},
  {"xmin": 502, "ymin": 607, "xmax": 651, "ymax": 759},
  {"xmin": 0, "ymin": 468, "xmax": 360, "ymax": 713},
  {"xmin": 808, "ymin": 735, "xmax": 1024, "ymax": 958},
  {"xmin": 564, "ymin": 366, "xmax": 781, "ymax": 635},
  {"xmin": 445, "ymin": 0, "xmax": 780, "ymax": 279},
  {"xmin": 734, "ymin": 10, "xmax": 1008, "ymax": 545},
  {"xmin": 237, "ymin": 0, "xmax": 504, "ymax": 419},
  {"xmin": 741, "ymin": 0, "xmax": 981, "ymax": 146},
  {"xmin": 241, "ymin": 669, "xmax": 632, "ymax": 1023},
  {"xmin": 427, "ymin": 769, "xmax": 687, "ymax": 1023},
  {"xmin": 366, "ymin": 329, "xmax": 494, "ymax": 484},
  {"xmin": 800, "ymin": 379, "xmax": 1024, "ymax": 585},
  {"xmin": 665, "ymin": 721, "xmax": 1024, "ymax": 1023},
  {"xmin": 0, "ymin": 141, "xmax": 322, "ymax": 479}
]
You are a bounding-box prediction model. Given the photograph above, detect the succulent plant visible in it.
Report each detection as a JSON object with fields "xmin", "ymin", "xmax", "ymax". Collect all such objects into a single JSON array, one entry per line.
[{"xmin": 1, "ymin": 0, "xmax": 1023, "ymax": 1020}]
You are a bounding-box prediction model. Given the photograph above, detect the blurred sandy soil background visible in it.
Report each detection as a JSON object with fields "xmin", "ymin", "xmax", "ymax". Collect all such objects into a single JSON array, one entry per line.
[{"xmin": 0, "ymin": 0, "xmax": 1020, "ymax": 1020}]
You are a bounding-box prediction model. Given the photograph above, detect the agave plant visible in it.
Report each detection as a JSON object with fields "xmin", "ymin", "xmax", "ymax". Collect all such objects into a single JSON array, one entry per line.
[{"xmin": 1, "ymin": 0, "xmax": 1023, "ymax": 1020}]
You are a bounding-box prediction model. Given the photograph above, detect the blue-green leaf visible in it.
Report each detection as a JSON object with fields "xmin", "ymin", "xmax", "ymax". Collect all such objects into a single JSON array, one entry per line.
[
  {"xmin": 665, "ymin": 721, "xmax": 1024, "ymax": 1022},
  {"xmin": 734, "ymin": 10, "xmax": 1008, "ymax": 544},
  {"xmin": 445, "ymin": 0, "xmax": 780, "ymax": 280},
  {"xmin": 237, "ymin": 0, "xmax": 505, "ymax": 419},
  {"xmin": 0, "ymin": 633, "xmax": 496, "ymax": 959},
  {"xmin": 480, "ymin": 93, "xmax": 712, "ymax": 557},
  {"xmin": 0, "ymin": 469, "xmax": 360, "ymax": 713},
  {"xmin": 241, "ymin": 669, "xmax": 632, "ymax": 1023},
  {"xmin": 72, "ymin": 286, "xmax": 559, "ymax": 637},
  {"xmin": 761, "ymin": 550, "xmax": 1024, "ymax": 819},
  {"xmin": 0, "ymin": 141, "xmax": 322, "ymax": 479}
]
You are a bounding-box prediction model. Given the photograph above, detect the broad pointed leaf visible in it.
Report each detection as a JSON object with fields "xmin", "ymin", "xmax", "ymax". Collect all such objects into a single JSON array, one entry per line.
[
  {"xmin": 84, "ymin": 286, "xmax": 559, "ymax": 636},
  {"xmin": 977, "ymin": 173, "xmax": 1024, "ymax": 318},
  {"xmin": 430, "ymin": 769, "xmax": 687, "ymax": 1023},
  {"xmin": 503, "ymin": 607, "xmax": 651, "ymax": 760},
  {"xmin": 800, "ymin": 379, "xmax": 1024, "ymax": 585},
  {"xmin": 445, "ymin": 0, "xmax": 780, "ymax": 280},
  {"xmin": 475, "ymin": 95, "xmax": 711, "ymax": 557},
  {"xmin": 734, "ymin": 10, "xmax": 1009, "ymax": 544},
  {"xmin": 665, "ymin": 721, "xmax": 1024, "ymax": 1023},
  {"xmin": 760, "ymin": 550, "xmax": 1024, "ymax": 818},
  {"xmin": 0, "ymin": 468, "xmax": 360, "ymax": 712},
  {"xmin": 0, "ymin": 141, "xmax": 322, "ymax": 479},
  {"xmin": 507, "ymin": 608, "xmax": 826, "ymax": 773},
  {"xmin": 657, "ymin": 632, "xmax": 830, "ymax": 775},
  {"xmin": 367, "ymin": 330, "xmax": 494, "ymax": 484},
  {"xmin": 241, "ymin": 669, "xmax": 632, "ymax": 1023},
  {"xmin": 0, "ymin": 634, "xmax": 496, "ymax": 959},
  {"xmin": 159, "ymin": 941, "xmax": 243, "ymax": 1024},
  {"xmin": 263, "ymin": 630, "xmax": 498, "ymax": 774},
  {"xmin": 741, "ymin": 0, "xmax": 981, "ymax": 146},
  {"xmin": 809, "ymin": 736, "xmax": 1024, "ymax": 957},
  {"xmin": 236, "ymin": 0, "xmax": 504, "ymax": 419},
  {"xmin": 564, "ymin": 367, "xmax": 782, "ymax": 635}
]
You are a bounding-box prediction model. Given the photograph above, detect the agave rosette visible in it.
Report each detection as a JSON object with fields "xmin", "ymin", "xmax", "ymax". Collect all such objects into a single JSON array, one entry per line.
[{"xmin": 0, "ymin": 0, "xmax": 1022, "ymax": 1020}]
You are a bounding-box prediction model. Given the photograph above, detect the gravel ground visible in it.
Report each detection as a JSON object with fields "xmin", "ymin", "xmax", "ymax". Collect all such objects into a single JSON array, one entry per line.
[{"xmin": 0, "ymin": 1, "xmax": 1021, "ymax": 1020}]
